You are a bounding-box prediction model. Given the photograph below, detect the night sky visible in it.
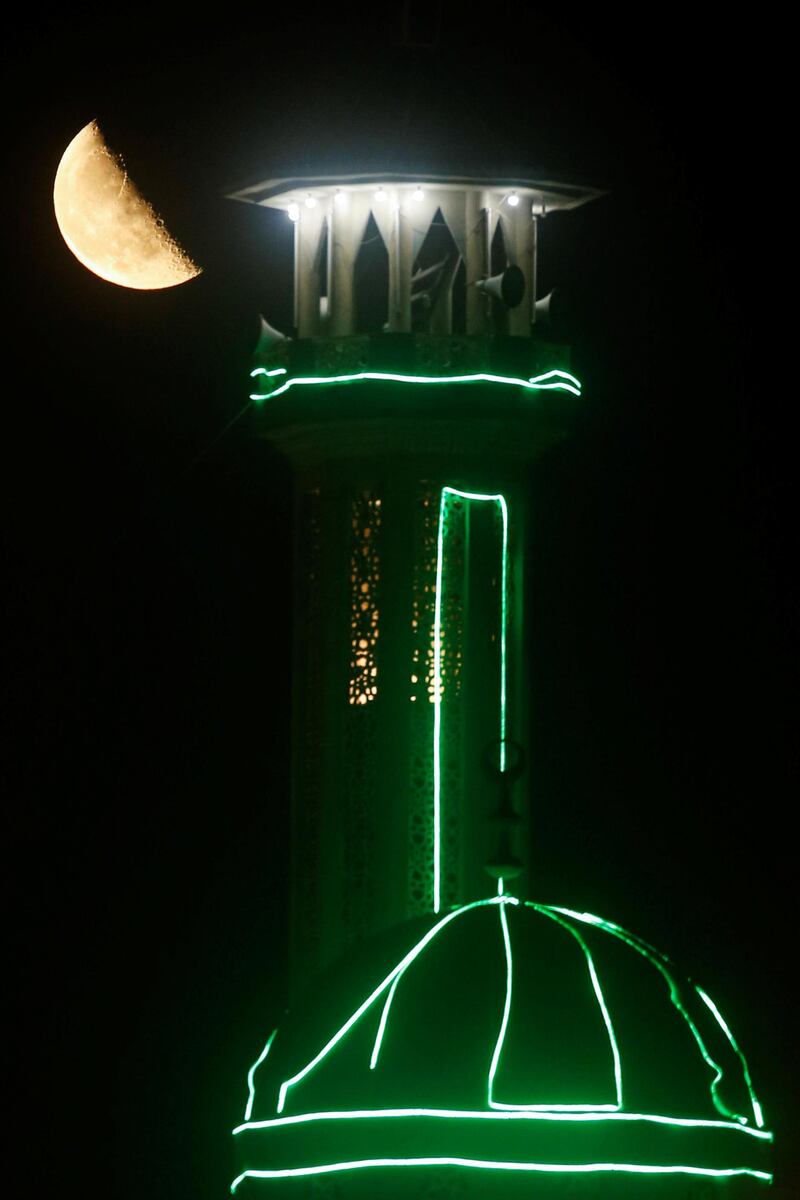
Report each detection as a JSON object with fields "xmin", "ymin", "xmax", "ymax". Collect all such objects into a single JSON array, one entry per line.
[{"xmin": 5, "ymin": 7, "xmax": 795, "ymax": 1197}]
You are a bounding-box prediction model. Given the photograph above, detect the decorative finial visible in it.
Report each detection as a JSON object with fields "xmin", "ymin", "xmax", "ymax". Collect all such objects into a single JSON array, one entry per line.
[{"xmin": 482, "ymin": 738, "xmax": 525, "ymax": 881}]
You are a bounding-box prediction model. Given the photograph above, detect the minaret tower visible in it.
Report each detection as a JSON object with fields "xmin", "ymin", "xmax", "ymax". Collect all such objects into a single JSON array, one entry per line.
[{"xmin": 227, "ymin": 170, "xmax": 772, "ymax": 1196}]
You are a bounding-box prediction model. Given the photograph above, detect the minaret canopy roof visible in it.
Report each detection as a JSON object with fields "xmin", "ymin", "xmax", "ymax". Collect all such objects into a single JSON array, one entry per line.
[{"xmin": 227, "ymin": 170, "xmax": 604, "ymax": 213}]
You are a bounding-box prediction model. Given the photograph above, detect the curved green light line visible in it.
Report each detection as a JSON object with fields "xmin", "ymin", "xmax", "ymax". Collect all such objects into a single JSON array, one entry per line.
[
  {"xmin": 249, "ymin": 367, "xmax": 582, "ymax": 403},
  {"xmin": 487, "ymin": 901, "xmax": 514, "ymax": 1106},
  {"xmin": 244, "ymin": 1029, "xmax": 277, "ymax": 1123},
  {"xmin": 276, "ymin": 897, "xmax": 512, "ymax": 1114},
  {"xmin": 433, "ymin": 489, "xmax": 508, "ymax": 912},
  {"xmin": 370, "ymin": 974, "xmax": 401, "ymax": 1071},
  {"xmin": 486, "ymin": 900, "xmax": 623, "ymax": 1113},
  {"xmin": 525, "ymin": 903, "xmax": 623, "ymax": 1110},
  {"xmin": 250, "ymin": 367, "xmax": 288, "ymax": 378},
  {"xmin": 370, "ymin": 891, "xmax": 521, "ymax": 1072},
  {"xmin": 231, "ymin": 1160, "xmax": 772, "ymax": 1190},
  {"xmin": 234, "ymin": 1107, "xmax": 772, "ymax": 1139},
  {"xmin": 484, "ymin": 902, "xmax": 623, "ymax": 1108},
  {"xmin": 544, "ymin": 906, "xmax": 751, "ymax": 1126},
  {"xmin": 696, "ymin": 985, "xmax": 765, "ymax": 1128}
]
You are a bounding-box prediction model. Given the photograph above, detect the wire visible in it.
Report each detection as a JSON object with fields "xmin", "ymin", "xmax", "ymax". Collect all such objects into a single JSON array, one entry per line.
[{"xmin": 173, "ymin": 397, "xmax": 254, "ymax": 483}]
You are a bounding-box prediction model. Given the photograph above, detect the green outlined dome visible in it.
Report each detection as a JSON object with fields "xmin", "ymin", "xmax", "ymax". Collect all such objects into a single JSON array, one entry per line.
[{"xmin": 232, "ymin": 895, "xmax": 771, "ymax": 1193}]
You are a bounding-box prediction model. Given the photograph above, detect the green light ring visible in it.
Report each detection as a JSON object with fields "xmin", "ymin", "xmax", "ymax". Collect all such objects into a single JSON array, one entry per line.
[
  {"xmin": 544, "ymin": 906, "xmax": 751, "ymax": 1126},
  {"xmin": 244, "ymin": 1030, "xmax": 277, "ymax": 1123},
  {"xmin": 433, "ymin": 489, "xmax": 508, "ymax": 913},
  {"xmin": 249, "ymin": 368, "xmax": 582, "ymax": 403},
  {"xmin": 696, "ymin": 985, "xmax": 765, "ymax": 1128},
  {"xmin": 276, "ymin": 897, "xmax": 514, "ymax": 1114},
  {"xmin": 231, "ymin": 1160, "xmax": 772, "ymax": 1190},
  {"xmin": 234, "ymin": 1107, "xmax": 772, "ymax": 1139}
]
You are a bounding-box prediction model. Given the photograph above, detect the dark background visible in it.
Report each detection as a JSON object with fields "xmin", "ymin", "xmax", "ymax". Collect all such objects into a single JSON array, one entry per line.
[{"xmin": 4, "ymin": 5, "xmax": 795, "ymax": 1196}]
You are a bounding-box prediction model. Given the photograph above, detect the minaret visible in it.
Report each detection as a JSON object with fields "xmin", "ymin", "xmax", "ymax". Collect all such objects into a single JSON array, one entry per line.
[
  {"xmin": 233, "ymin": 172, "xmax": 592, "ymax": 989},
  {"xmin": 227, "ymin": 170, "xmax": 772, "ymax": 1196}
]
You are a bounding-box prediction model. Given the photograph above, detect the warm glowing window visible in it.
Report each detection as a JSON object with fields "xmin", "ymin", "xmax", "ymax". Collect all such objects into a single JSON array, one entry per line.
[{"xmin": 348, "ymin": 495, "xmax": 382, "ymax": 705}]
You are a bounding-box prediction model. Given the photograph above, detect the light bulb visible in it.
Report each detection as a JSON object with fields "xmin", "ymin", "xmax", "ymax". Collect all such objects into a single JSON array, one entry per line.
[
  {"xmin": 334, "ymin": 189, "xmax": 346, "ymax": 206},
  {"xmin": 375, "ymin": 187, "xmax": 387, "ymax": 202},
  {"xmin": 287, "ymin": 204, "xmax": 300, "ymax": 222},
  {"xmin": 305, "ymin": 194, "xmax": 318, "ymax": 209},
  {"xmin": 412, "ymin": 187, "xmax": 424, "ymax": 201},
  {"xmin": 508, "ymin": 192, "xmax": 520, "ymax": 207}
]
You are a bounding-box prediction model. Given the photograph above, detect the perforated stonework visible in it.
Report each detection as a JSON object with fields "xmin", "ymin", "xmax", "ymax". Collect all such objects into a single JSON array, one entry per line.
[
  {"xmin": 343, "ymin": 494, "xmax": 382, "ymax": 946},
  {"xmin": 348, "ymin": 496, "xmax": 382, "ymax": 707}
]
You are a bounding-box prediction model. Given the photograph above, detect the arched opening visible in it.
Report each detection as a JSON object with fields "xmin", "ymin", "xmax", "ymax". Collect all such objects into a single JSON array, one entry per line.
[
  {"xmin": 411, "ymin": 208, "xmax": 463, "ymax": 334},
  {"xmin": 353, "ymin": 212, "xmax": 389, "ymax": 334},
  {"xmin": 490, "ymin": 219, "xmax": 511, "ymax": 336}
]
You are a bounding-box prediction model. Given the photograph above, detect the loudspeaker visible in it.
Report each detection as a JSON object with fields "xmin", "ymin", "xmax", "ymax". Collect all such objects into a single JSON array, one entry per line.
[
  {"xmin": 533, "ymin": 289, "xmax": 556, "ymax": 328},
  {"xmin": 254, "ymin": 314, "xmax": 289, "ymax": 354},
  {"xmin": 474, "ymin": 264, "xmax": 525, "ymax": 309}
]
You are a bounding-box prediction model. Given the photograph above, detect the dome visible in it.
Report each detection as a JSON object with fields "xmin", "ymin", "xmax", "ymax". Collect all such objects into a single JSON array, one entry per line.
[{"xmin": 232, "ymin": 893, "xmax": 771, "ymax": 1194}]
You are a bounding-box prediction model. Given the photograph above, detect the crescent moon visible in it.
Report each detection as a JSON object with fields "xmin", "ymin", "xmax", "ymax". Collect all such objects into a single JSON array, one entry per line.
[{"xmin": 53, "ymin": 120, "xmax": 201, "ymax": 291}]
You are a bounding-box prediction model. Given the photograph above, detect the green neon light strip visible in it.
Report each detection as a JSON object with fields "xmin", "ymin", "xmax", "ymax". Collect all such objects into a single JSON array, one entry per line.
[
  {"xmin": 231, "ymin": 1160, "xmax": 772, "ymax": 1190},
  {"xmin": 370, "ymin": 894, "xmax": 521, "ymax": 1073},
  {"xmin": 234, "ymin": 1107, "xmax": 772, "ymax": 1139},
  {"xmin": 276, "ymin": 897, "xmax": 516, "ymax": 1114},
  {"xmin": 487, "ymin": 901, "xmax": 514, "ymax": 1104},
  {"xmin": 248, "ymin": 899, "xmax": 765, "ymax": 1130},
  {"xmin": 431, "ymin": 489, "xmax": 448, "ymax": 914},
  {"xmin": 696, "ymin": 985, "xmax": 765, "ymax": 1128},
  {"xmin": 487, "ymin": 903, "xmax": 623, "ymax": 1112},
  {"xmin": 249, "ymin": 367, "xmax": 582, "ymax": 403},
  {"xmin": 244, "ymin": 1030, "xmax": 277, "ymax": 1123},
  {"xmin": 544, "ymin": 906, "xmax": 754, "ymax": 1126},
  {"xmin": 433, "ymin": 489, "xmax": 508, "ymax": 913},
  {"xmin": 370, "ymin": 974, "xmax": 401, "ymax": 1071},
  {"xmin": 250, "ymin": 367, "xmax": 287, "ymax": 378},
  {"xmin": 489, "ymin": 903, "xmax": 624, "ymax": 1110}
]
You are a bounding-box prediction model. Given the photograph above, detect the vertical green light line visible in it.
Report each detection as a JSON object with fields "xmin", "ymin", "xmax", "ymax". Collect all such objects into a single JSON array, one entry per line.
[
  {"xmin": 487, "ymin": 900, "xmax": 514, "ymax": 1107},
  {"xmin": 432, "ymin": 488, "xmax": 509, "ymax": 914},
  {"xmin": 498, "ymin": 495, "xmax": 508, "ymax": 773},
  {"xmin": 432, "ymin": 489, "xmax": 448, "ymax": 914}
]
